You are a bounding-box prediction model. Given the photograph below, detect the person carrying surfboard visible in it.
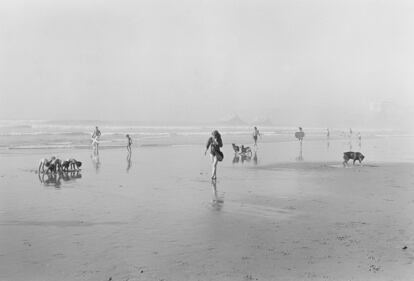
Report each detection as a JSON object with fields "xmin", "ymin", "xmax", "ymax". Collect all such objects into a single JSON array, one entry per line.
[
  {"xmin": 295, "ymin": 127, "xmax": 305, "ymax": 142},
  {"xmin": 91, "ymin": 126, "xmax": 101, "ymax": 150}
]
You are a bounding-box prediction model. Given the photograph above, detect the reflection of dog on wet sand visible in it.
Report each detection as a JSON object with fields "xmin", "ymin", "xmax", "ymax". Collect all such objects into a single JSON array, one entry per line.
[
  {"xmin": 232, "ymin": 143, "xmax": 252, "ymax": 155},
  {"xmin": 343, "ymin": 151, "xmax": 365, "ymax": 166}
]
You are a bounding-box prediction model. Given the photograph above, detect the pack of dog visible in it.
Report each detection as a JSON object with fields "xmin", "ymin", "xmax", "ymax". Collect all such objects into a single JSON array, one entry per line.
[
  {"xmin": 38, "ymin": 157, "xmax": 82, "ymax": 173},
  {"xmin": 232, "ymin": 143, "xmax": 252, "ymax": 155}
]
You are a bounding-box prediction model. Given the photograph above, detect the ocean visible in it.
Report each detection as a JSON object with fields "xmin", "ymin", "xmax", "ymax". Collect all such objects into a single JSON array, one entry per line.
[{"xmin": 1, "ymin": 120, "xmax": 413, "ymax": 163}]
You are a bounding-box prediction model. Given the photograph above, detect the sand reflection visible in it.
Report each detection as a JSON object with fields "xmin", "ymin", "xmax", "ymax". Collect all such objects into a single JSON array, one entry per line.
[
  {"xmin": 38, "ymin": 171, "xmax": 82, "ymax": 188},
  {"xmin": 91, "ymin": 150, "xmax": 101, "ymax": 173},
  {"xmin": 211, "ymin": 179, "xmax": 224, "ymax": 211},
  {"xmin": 126, "ymin": 151, "xmax": 132, "ymax": 173},
  {"xmin": 232, "ymin": 154, "xmax": 252, "ymax": 164},
  {"xmin": 296, "ymin": 141, "xmax": 304, "ymax": 161}
]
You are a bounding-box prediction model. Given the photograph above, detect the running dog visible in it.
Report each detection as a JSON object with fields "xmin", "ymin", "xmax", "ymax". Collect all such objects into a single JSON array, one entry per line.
[{"xmin": 343, "ymin": 151, "xmax": 365, "ymax": 166}]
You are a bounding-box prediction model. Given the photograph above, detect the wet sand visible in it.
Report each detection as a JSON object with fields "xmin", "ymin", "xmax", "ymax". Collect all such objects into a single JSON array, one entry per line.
[{"xmin": 0, "ymin": 139, "xmax": 414, "ymax": 280}]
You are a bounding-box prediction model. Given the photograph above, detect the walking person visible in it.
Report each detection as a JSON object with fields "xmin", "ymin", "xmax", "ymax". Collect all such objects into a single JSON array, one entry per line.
[
  {"xmin": 91, "ymin": 126, "xmax": 101, "ymax": 151},
  {"xmin": 205, "ymin": 130, "xmax": 223, "ymax": 180},
  {"xmin": 252, "ymin": 127, "xmax": 261, "ymax": 147},
  {"xmin": 126, "ymin": 134, "xmax": 133, "ymax": 153}
]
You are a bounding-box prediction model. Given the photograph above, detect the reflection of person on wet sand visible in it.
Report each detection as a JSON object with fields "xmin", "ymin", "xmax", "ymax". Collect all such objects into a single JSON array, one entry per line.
[
  {"xmin": 296, "ymin": 141, "xmax": 304, "ymax": 161},
  {"xmin": 126, "ymin": 152, "xmax": 132, "ymax": 173},
  {"xmin": 253, "ymin": 151, "xmax": 258, "ymax": 165},
  {"xmin": 211, "ymin": 179, "xmax": 223, "ymax": 211},
  {"xmin": 91, "ymin": 150, "xmax": 101, "ymax": 173}
]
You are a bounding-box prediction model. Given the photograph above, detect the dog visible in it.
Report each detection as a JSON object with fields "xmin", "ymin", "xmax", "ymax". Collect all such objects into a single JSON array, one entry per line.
[
  {"xmin": 343, "ymin": 151, "xmax": 365, "ymax": 166},
  {"xmin": 38, "ymin": 156, "xmax": 56, "ymax": 173},
  {"xmin": 45, "ymin": 158, "xmax": 63, "ymax": 173},
  {"xmin": 232, "ymin": 143, "xmax": 240, "ymax": 153},
  {"xmin": 61, "ymin": 159, "xmax": 82, "ymax": 171},
  {"xmin": 61, "ymin": 160, "xmax": 70, "ymax": 172},
  {"xmin": 69, "ymin": 159, "xmax": 82, "ymax": 170},
  {"xmin": 232, "ymin": 143, "xmax": 252, "ymax": 155}
]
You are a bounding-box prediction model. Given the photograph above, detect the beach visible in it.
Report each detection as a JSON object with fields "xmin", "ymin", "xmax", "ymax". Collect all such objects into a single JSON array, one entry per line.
[{"xmin": 1, "ymin": 129, "xmax": 414, "ymax": 280}]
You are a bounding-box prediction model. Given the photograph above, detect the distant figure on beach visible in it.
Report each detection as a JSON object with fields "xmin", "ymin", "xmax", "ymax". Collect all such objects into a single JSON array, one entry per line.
[
  {"xmin": 358, "ymin": 132, "xmax": 362, "ymax": 147},
  {"xmin": 126, "ymin": 134, "xmax": 133, "ymax": 153},
  {"xmin": 205, "ymin": 130, "xmax": 223, "ymax": 180},
  {"xmin": 327, "ymin": 128, "xmax": 330, "ymax": 139},
  {"xmin": 91, "ymin": 126, "xmax": 101, "ymax": 151},
  {"xmin": 295, "ymin": 127, "xmax": 305, "ymax": 142},
  {"xmin": 252, "ymin": 127, "xmax": 261, "ymax": 146},
  {"xmin": 349, "ymin": 128, "xmax": 353, "ymax": 138}
]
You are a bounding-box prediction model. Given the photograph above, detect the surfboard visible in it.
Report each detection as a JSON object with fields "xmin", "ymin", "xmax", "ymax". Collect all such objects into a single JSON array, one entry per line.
[
  {"xmin": 295, "ymin": 131, "xmax": 305, "ymax": 139},
  {"xmin": 91, "ymin": 137, "xmax": 100, "ymax": 145}
]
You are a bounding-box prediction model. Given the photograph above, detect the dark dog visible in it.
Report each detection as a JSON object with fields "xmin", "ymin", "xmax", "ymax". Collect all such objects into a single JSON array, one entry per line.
[
  {"xmin": 61, "ymin": 160, "xmax": 70, "ymax": 171},
  {"xmin": 232, "ymin": 143, "xmax": 240, "ymax": 153},
  {"xmin": 44, "ymin": 158, "xmax": 62, "ymax": 173},
  {"xmin": 343, "ymin": 151, "xmax": 365, "ymax": 166}
]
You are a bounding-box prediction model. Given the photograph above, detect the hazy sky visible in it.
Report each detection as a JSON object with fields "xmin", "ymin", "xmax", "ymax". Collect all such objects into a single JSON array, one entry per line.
[{"xmin": 1, "ymin": 0, "xmax": 413, "ymax": 126}]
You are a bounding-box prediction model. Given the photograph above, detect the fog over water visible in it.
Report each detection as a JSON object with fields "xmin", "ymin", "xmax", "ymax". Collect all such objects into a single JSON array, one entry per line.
[{"xmin": 1, "ymin": 0, "xmax": 413, "ymax": 129}]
